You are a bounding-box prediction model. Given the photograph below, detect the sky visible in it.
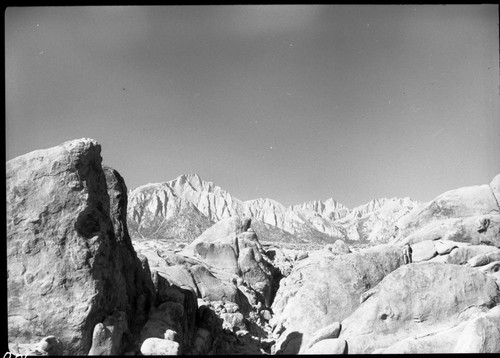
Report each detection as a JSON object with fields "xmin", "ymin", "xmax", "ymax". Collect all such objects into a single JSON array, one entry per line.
[{"xmin": 5, "ymin": 5, "xmax": 500, "ymax": 208}]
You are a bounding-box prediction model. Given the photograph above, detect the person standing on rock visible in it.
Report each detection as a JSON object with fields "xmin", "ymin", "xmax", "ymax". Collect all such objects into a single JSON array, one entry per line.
[{"xmin": 402, "ymin": 243, "xmax": 412, "ymax": 264}]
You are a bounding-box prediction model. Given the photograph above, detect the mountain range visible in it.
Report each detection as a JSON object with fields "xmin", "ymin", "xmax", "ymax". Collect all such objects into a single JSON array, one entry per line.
[{"xmin": 127, "ymin": 173, "xmax": 418, "ymax": 248}]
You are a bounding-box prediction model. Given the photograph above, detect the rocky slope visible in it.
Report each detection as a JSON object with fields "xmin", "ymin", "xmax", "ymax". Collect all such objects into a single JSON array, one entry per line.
[{"xmin": 127, "ymin": 174, "xmax": 418, "ymax": 248}]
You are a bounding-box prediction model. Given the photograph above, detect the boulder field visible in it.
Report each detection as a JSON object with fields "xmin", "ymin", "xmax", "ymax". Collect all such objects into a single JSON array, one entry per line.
[{"xmin": 6, "ymin": 138, "xmax": 500, "ymax": 355}]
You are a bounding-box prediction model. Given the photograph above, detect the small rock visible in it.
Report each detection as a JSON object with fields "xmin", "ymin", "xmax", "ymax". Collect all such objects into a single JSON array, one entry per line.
[
  {"xmin": 224, "ymin": 302, "xmax": 239, "ymax": 313},
  {"xmin": 197, "ymin": 298, "xmax": 208, "ymax": 307},
  {"xmin": 476, "ymin": 216, "xmax": 490, "ymax": 233},
  {"xmin": 36, "ymin": 335, "xmax": 63, "ymax": 355},
  {"xmin": 164, "ymin": 329, "xmax": 177, "ymax": 342},
  {"xmin": 260, "ymin": 309, "xmax": 273, "ymax": 321},
  {"xmin": 296, "ymin": 251, "xmax": 308, "ymax": 261},
  {"xmin": 235, "ymin": 329, "xmax": 250, "ymax": 337},
  {"xmin": 327, "ymin": 240, "xmax": 352, "ymax": 254},
  {"xmin": 140, "ymin": 337, "xmax": 180, "ymax": 355},
  {"xmin": 468, "ymin": 254, "xmax": 490, "ymax": 267}
]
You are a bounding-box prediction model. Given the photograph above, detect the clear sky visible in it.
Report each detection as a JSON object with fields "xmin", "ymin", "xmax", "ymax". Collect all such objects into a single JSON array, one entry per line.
[{"xmin": 5, "ymin": 5, "xmax": 500, "ymax": 208}]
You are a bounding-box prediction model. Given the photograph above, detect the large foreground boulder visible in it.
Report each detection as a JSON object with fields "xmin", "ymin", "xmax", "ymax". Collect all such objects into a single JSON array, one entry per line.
[
  {"xmin": 446, "ymin": 244, "xmax": 499, "ymax": 265},
  {"xmin": 270, "ymin": 244, "xmax": 404, "ymax": 353},
  {"xmin": 393, "ymin": 175, "xmax": 500, "ymax": 247},
  {"xmin": 374, "ymin": 303, "xmax": 500, "ymax": 354},
  {"xmin": 7, "ymin": 139, "xmax": 154, "ymax": 355},
  {"xmin": 304, "ymin": 338, "xmax": 347, "ymax": 354},
  {"xmin": 453, "ymin": 305, "xmax": 500, "ymax": 353},
  {"xmin": 339, "ymin": 262, "xmax": 500, "ymax": 353}
]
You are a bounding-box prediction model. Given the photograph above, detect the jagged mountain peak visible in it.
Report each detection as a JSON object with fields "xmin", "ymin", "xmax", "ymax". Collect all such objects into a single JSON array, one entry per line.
[
  {"xmin": 245, "ymin": 197, "xmax": 286, "ymax": 208},
  {"xmin": 293, "ymin": 197, "xmax": 350, "ymax": 211},
  {"xmin": 351, "ymin": 197, "xmax": 407, "ymax": 214},
  {"xmin": 129, "ymin": 181, "xmax": 172, "ymax": 195},
  {"xmin": 292, "ymin": 197, "xmax": 351, "ymax": 221},
  {"xmin": 171, "ymin": 173, "xmax": 206, "ymax": 190},
  {"xmin": 127, "ymin": 174, "xmax": 419, "ymax": 245},
  {"xmin": 324, "ymin": 197, "xmax": 348, "ymax": 206}
]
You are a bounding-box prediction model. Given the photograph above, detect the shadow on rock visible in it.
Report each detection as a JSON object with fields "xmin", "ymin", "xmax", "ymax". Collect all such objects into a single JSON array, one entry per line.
[{"xmin": 274, "ymin": 331, "xmax": 303, "ymax": 355}]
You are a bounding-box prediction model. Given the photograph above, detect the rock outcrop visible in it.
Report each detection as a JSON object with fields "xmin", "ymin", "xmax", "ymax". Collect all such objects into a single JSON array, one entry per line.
[
  {"xmin": 392, "ymin": 175, "xmax": 500, "ymax": 247},
  {"xmin": 132, "ymin": 216, "xmax": 280, "ymax": 354},
  {"xmin": 270, "ymin": 244, "xmax": 404, "ymax": 353},
  {"xmin": 304, "ymin": 338, "xmax": 347, "ymax": 354},
  {"xmin": 446, "ymin": 244, "xmax": 499, "ymax": 265},
  {"xmin": 339, "ymin": 262, "xmax": 500, "ymax": 353},
  {"xmin": 7, "ymin": 139, "xmax": 155, "ymax": 355}
]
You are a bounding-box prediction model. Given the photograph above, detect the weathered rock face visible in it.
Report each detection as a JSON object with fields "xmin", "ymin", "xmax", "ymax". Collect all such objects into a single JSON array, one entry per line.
[
  {"xmin": 190, "ymin": 264, "xmax": 240, "ymax": 303},
  {"xmin": 305, "ymin": 338, "xmax": 347, "ymax": 354},
  {"xmin": 88, "ymin": 311, "xmax": 128, "ymax": 355},
  {"xmin": 453, "ymin": 306, "xmax": 500, "ymax": 353},
  {"xmin": 367, "ymin": 305, "xmax": 500, "ymax": 354},
  {"xmin": 7, "ymin": 139, "xmax": 154, "ymax": 355},
  {"xmin": 189, "ymin": 216, "xmax": 246, "ymax": 248},
  {"xmin": 373, "ymin": 305, "xmax": 500, "ymax": 354},
  {"xmin": 411, "ymin": 240, "xmax": 438, "ymax": 262},
  {"xmin": 393, "ymin": 176, "xmax": 500, "ymax": 247},
  {"xmin": 491, "ymin": 174, "xmax": 500, "ymax": 198},
  {"xmin": 270, "ymin": 244, "xmax": 404, "ymax": 353},
  {"xmin": 102, "ymin": 166, "xmax": 157, "ymax": 335},
  {"xmin": 339, "ymin": 262, "xmax": 500, "ymax": 354},
  {"xmin": 176, "ymin": 217, "xmax": 275, "ymax": 307},
  {"xmin": 446, "ymin": 244, "xmax": 499, "ymax": 265}
]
